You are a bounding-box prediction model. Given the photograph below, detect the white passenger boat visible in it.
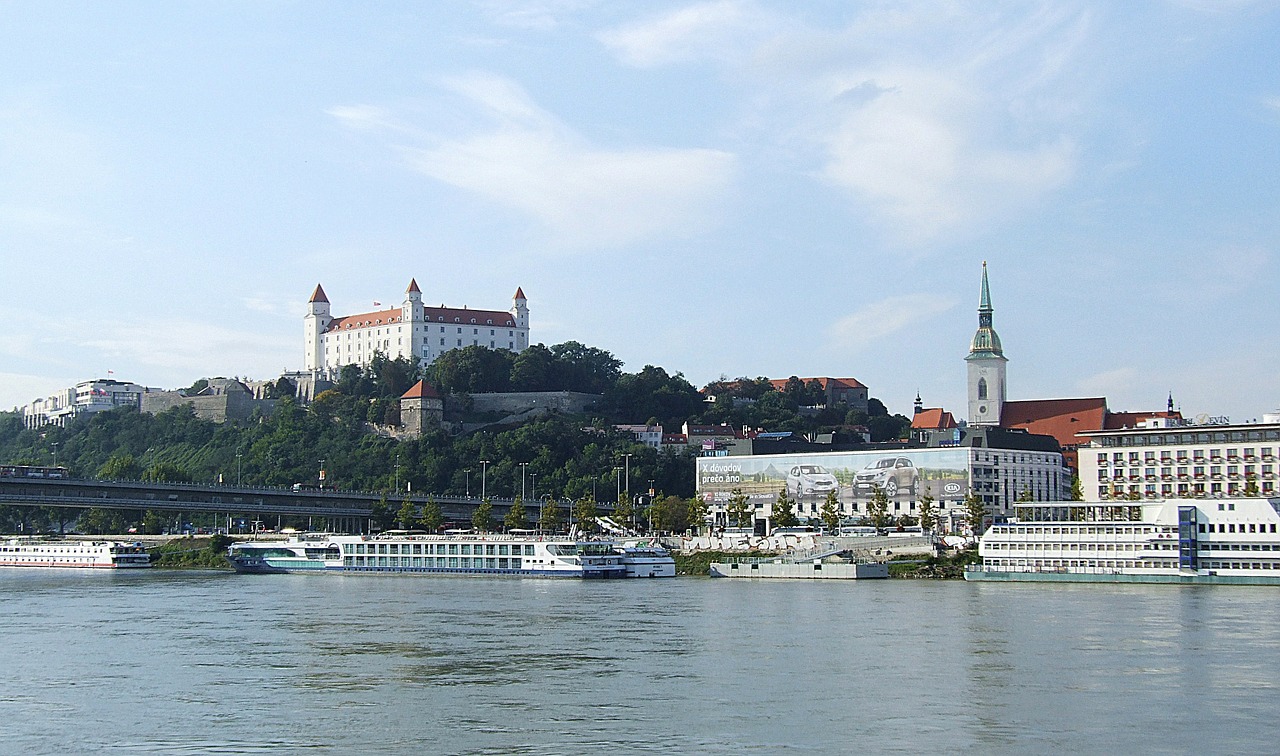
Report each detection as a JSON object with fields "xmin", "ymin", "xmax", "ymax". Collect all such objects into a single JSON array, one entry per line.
[
  {"xmin": 0, "ymin": 537, "xmax": 151, "ymax": 569},
  {"xmin": 965, "ymin": 497, "xmax": 1280, "ymax": 585},
  {"xmin": 227, "ymin": 530, "xmax": 674, "ymax": 579}
]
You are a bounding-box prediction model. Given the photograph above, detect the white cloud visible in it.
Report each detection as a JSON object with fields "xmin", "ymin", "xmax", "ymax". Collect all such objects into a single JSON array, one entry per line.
[
  {"xmin": 75, "ymin": 318, "xmax": 290, "ymax": 378},
  {"xmin": 826, "ymin": 294, "xmax": 956, "ymax": 353},
  {"xmin": 599, "ymin": 3, "xmax": 1090, "ymax": 243},
  {"xmin": 478, "ymin": 0, "xmax": 597, "ymax": 31},
  {"xmin": 332, "ymin": 72, "xmax": 738, "ymax": 249},
  {"xmin": 598, "ymin": 0, "xmax": 774, "ymax": 68},
  {"xmin": 0, "ymin": 371, "xmax": 74, "ymax": 412}
]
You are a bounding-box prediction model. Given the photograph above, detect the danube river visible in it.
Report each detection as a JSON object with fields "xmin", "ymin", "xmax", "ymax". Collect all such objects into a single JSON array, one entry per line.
[{"xmin": 3, "ymin": 571, "xmax": 1279, "ymax": 755}]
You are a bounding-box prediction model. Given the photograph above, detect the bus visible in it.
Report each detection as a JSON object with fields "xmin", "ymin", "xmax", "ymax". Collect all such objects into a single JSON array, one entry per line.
[{"xmin": 0, "ymin": 465, "xmax": 69, "ymax": 479}]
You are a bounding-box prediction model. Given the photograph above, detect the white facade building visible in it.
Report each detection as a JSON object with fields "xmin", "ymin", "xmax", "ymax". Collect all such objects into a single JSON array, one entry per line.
[
  {"xmin": 22, "ymin": 379, "xmax": 150, "ymax": 429},
  {"xmin": 1078, "ymin": 419, "xmax": 1280, "ymax": 501},
  {"xmin": 304, "ymin": 280, "xmax": 529, "ymax": 379}
]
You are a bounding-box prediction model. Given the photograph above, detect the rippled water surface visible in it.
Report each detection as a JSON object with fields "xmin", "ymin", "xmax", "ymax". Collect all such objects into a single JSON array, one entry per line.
[{"xmin": 2, "ymin": 570, "xmax": 1279, "ymax": 754}]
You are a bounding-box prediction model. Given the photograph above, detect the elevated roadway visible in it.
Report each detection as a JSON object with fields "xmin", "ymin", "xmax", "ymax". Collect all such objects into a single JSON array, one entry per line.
[{"xmin": 0, "ymin": 477, "xmax": 505, "ymax": 532}]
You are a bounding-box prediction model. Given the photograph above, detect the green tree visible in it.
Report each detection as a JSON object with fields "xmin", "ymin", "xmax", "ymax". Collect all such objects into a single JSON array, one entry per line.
[
  {"xmin": 819, "ymin": 490, "xmax": 841, "ymax": 533},
  {"xmin": 918, "ymin": 494, "xmax": 937, "ymax": 533},
  {"xmin": 572, "ymin": 496, "xmax": 598, "ymax": 532},
  {"xmin": 420, "ymin": 496, "xmax": 443, "ymax": 533},
  {"xmin": 397, "ymin": 496, "xmax": 417, "ymax": 529},
  {"xmin": 1244, "ymin": 473, "xmax": 1260, "ymax": 497},
  {"xmin": 963, "ymin": 492, "xmax": 987, "ymax": 536},
  {"xmin": 867, "ymin": 484, "xmax": 891, "ymax": 531},
  {"xmin": 612, "ymin": 490, "xmax": 634, "ymax": 529},
  {"xmin": 771, "ymin": 488, "xmax": 798, "ymax": 529},
  {"xmin": 505, "ymin": 494, "xmax": 527, "ymax": 531},
  {"xmin": 539, "ymin": 496, "xmax": 562, "ymax": 532},
  {"xmin": 686, "ymin": 496, "xmax": 708, "ymax": 535},
  {"xmin": 99, "ymin": 453, "xmax": 140, "ymax": 480},
  {"xmin": 140, "ymin": 510, "xmax": 167, "ymax": 535},
  {"xmin": 142, "ymin": 462, "xmax": 192, "ymax": 483},
  {"xmin": 1070, "ymin": 475, "xmax": 1085, "ymax": 501},
  {"xmin": 370, "ymin": 495, "xmax": 393, "ymax": 531},
  {"xmin": 473, "ymin": 497, "xmax": 494, "ymax": 532},
  {"xmin": 727, "ymin": 488, "xmax": 753, "ymax": 529}
]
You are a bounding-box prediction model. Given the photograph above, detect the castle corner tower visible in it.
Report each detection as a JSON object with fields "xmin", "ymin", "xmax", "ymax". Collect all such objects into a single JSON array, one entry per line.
[
  {"xmin": 965, "ymin": 262, "xmax": 1007, "ymax": 426},
  {"xmin": 304, "ymin": 283, "xmax": 332, "ymax": 374}
]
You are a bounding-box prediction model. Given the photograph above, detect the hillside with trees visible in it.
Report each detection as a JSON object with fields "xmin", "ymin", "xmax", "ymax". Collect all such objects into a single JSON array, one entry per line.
[{"xmin": 0, "ymin": 342, "xmax": 911, "ymax": 533}]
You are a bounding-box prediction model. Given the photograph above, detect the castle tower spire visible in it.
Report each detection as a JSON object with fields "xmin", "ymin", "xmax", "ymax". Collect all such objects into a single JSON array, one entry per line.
[{"xmin": 966, "ymin": 262, "xmax": 1008, "ymax": 426}]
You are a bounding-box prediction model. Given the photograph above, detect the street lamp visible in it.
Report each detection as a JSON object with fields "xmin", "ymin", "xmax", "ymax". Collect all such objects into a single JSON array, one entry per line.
[
  {"xmin": 319, "ymin": 459, "xmax": 326, "ymax": 490},
  {"xmin": 464, "ymin": 469, "xmax": 472, "ymax": 498},
  {"xmin": 614, "ymin": 467, "xmax": 622, "ymax": 503},
  {"xmin": 394, "ymin": 457, "xmax": 401, "ymax": 494},
  {"xmin": 622, "ymin": 453, "xmax": 632, "ymax": 500},
  {"xmin": 518, "ymin": 462, "xmax": 528, "ymax": 500},
  {"xmin": 236, "ymin": 452, "xmax": 242, "ymax": 487},
  {"xmin": 51, "ymin": 442, "xmax": 59, "ymax": 468},
  {"xmin": 480, "ymin": 460, "xmax": 489, "ymax": 501},
  {"xmin": 531, "ymin": 473, "xmax": 537, "ymax": 501}
]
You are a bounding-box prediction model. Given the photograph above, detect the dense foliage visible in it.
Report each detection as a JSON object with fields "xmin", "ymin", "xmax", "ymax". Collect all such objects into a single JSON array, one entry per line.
[{"xmin": 0, "ymin": 341, "xmax": 912, "ymax": 533}]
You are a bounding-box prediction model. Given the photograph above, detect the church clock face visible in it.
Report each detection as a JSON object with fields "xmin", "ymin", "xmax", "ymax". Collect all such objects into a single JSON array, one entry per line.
[{"xmin": 979, "ymin": 405, "xmax": 987, "ymax": 414}]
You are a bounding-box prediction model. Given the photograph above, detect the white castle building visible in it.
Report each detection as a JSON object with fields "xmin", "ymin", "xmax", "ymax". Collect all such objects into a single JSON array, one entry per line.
[{"xmin": 303, "ymin": 279, "xmax": 529, "ymax": 378}]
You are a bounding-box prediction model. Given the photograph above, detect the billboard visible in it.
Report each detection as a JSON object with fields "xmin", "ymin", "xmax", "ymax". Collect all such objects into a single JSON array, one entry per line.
[{"xmin": 697, "ymin": 448, "xmax": 971, "ymax": 508}]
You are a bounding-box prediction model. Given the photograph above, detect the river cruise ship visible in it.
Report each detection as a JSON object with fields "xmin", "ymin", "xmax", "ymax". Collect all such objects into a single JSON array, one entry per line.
[
  {"xmin": 0, "ymin": 538, "xmax": 151, "ymax": 569},
  {"xmin": 965, "ymin": 497, "xmax": 1280, "ymax": 585},
  {"xmin": 228, "ymin": 530, "xmax": 674, "ymax": 579}
]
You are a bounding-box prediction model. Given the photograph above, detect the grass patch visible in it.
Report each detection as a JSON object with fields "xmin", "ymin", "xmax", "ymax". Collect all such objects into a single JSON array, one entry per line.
[
  {"xmin": 150, "ymin": 535, "xmax": 233, "ymax": 570},
  {"xmin": 887, "ymin": 547, "xmax": 978, "ymax": 579}
]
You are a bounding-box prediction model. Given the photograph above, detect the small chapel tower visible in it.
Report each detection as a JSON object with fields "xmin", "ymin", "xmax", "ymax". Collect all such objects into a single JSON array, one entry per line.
[{"xmin": 966, "ymin": 262, "xmax": 1007, "ymax": 426}]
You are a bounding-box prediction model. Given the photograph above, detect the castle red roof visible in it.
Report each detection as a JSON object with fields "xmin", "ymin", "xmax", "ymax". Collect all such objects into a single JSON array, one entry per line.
[
  {"xmin": 325, "ymin": 305, "xmax": 517, "ymax": 332},
  {"xmin": 407, "ymin": 278, "xmax": 420, "ymax": 293},
  {"xmin": 309, "ymin": 284, "xmax": 329, "ymax": 303},
  {"xmin": 766, "ymin": 377, "xmax": 867, "ymax": 391},
  {"xmin": 514, "ymin": 287, "xmax": 526, "ymax": 300},
  {"xmin": 401, "ymin": 380, "xmax": 441, "ymax": 399}
]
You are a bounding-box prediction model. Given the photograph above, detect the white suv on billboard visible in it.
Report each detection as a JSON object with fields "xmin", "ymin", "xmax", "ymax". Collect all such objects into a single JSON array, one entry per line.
[
  {"xmin": 786, "ymin": 465, "xmax": 839, "ymax": 498},
  {"xmin": 853, "ymin": 457, "xmax": 919, "ymax": 497}
]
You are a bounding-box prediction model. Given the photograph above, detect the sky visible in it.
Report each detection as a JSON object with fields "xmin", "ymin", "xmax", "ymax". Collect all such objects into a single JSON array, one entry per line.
[{"xmin": 2, "ymin": 1, "xmax": 1278, "ymax": 424}]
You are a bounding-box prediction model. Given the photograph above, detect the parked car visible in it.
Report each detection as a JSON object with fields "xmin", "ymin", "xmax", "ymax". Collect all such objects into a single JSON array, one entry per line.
[
  {"xmin": 853, "ymin": 457, "xmax": 919, "ymax": 497},
  {"xmin": 786, "ymin": 465, "xmax": 839, "ymax": 498}
]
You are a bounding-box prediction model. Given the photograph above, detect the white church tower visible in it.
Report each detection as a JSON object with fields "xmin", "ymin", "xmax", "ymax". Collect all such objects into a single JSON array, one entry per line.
[
  {"xmin": 512, "ymin": 287, "xmax": 529, "ymax": 351},
  {"xmin": 303, "ymin": 283, "xmax": 332, "ymax": 375},
  {"xmin": 966, "ymin": 262, "xmax": 1007, "ymax": 426}
]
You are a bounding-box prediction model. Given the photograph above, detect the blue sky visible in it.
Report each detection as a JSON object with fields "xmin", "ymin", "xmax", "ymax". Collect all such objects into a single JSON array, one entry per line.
[{"xmin": 2, "ymin": 1, "xmax": 1277, "ymax": 423}]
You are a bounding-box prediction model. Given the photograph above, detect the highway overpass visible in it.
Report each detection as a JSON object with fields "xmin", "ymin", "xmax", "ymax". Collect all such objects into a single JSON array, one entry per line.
[{"xmin": 0, "ymin": 476, "xmax": 509, "ymax": 533}]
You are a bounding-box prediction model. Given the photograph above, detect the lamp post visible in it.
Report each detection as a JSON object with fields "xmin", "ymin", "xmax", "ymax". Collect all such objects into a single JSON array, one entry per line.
[
  {"xmin": 319, "ymin": 459, "xmax": 326, "ymax": 490},
  {"xmin": 622, "ymin": 453, "xmax": 632, "ymax": 499},
  {"xmin": 531, "ymin": 473, "xmax": 537, "ymax": 502},
  {"xmin": 394, "ymin": 457, "xmax": 401, "ymax": 494},
  {"xmin": 236, "ymin": 452, "xmax": 242, "ymax": 487},
  {"xmin": 519, "ymin": 462, "xmax": 528, "ymax": 500},
  {"xmin": 51, "ymin": 442, "xmax": 59, "ymax": 468},
  {"xmin": 480, "ymin": 460, "xmax": 489, "ymax": 501},
  {"xmin": 614, "ymin": 467, "xmax": 622, "ymax": 503},
  {"xmin": 464, "ymin": 469, "xmax": 471, "ymax": 498}
]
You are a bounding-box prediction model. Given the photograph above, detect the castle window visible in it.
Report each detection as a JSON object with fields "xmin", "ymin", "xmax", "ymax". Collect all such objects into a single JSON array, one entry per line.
[
  {"xmin": 978, "ymin": 378, "xmax": 988, "ymax": 400},
  {"xmin": 486, "ymin": 319, "xmax": 492, "ymax": 325},
  {"xmin": 470, "ymin": 318, "xmax": 476, "ymax": 324}
]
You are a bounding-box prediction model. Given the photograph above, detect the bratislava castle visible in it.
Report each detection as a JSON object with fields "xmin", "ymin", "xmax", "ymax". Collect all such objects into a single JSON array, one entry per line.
[{"xmin": 304, "ymin": 279, "xmax": 529, "ymax": 378}]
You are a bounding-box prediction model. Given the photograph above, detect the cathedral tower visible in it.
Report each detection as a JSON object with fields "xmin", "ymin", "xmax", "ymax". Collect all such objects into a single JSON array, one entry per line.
[{"xmin": 966, "ymin": 262, "xmax": 1007, "ymax": 426}]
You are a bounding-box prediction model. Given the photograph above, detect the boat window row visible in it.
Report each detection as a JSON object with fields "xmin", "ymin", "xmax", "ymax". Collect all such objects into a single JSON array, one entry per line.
[
  {"xmin": 1200, "ymin": 522, "xmax": 1277, "ymax": 534},
  {"xmin": 345, "ymin": 542, "xmax": 535, "ymax": 556},
  {"xmin": 981, "ymin": 558, "xmax": 1178, "ymax": 570},
  {"xmin": 1201, "ymin": 543, "xmax": 1280, "ymax": 552},
  {"xmin": 344, "ymin": 556, "xmax": 523, "ymax": 570},
  {"xmin": 1203, "ymin": 561, "xmax": 1280, "ymax": 570},
  {"xmin": 987, "ymin": 542, "xmax": 1175, "ymax": 552},
  {"xmin": 995, "ymin": 525, "xmax": 1171, "ymax": 536}
]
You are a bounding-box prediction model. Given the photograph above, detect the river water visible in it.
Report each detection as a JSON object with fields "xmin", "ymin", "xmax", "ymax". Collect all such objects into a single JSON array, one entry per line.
[{"xmin": 2, "ymin": 570, "xmax": 1278, "ymax": 755}]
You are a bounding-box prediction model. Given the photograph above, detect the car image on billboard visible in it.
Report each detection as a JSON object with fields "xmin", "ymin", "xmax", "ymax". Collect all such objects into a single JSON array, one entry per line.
[
  {"xmin": 785, "ymin": 464, "xmax": 839, "ymax": 498},
  {"xmin": 853, "ymin": 457, "xmax": 919, "ymax": 497}
]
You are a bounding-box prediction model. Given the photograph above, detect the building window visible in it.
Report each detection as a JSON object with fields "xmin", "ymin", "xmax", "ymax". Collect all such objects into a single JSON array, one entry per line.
[{"xmin": 977, "ymin": 378, "xmax": 987, "ymax": 400}]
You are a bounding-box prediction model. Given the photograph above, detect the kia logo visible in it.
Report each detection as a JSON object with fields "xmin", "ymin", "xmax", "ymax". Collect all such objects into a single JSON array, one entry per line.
[{"xmin": 943, "ymin": 482, "xmax": 963, "ymax": 495}]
